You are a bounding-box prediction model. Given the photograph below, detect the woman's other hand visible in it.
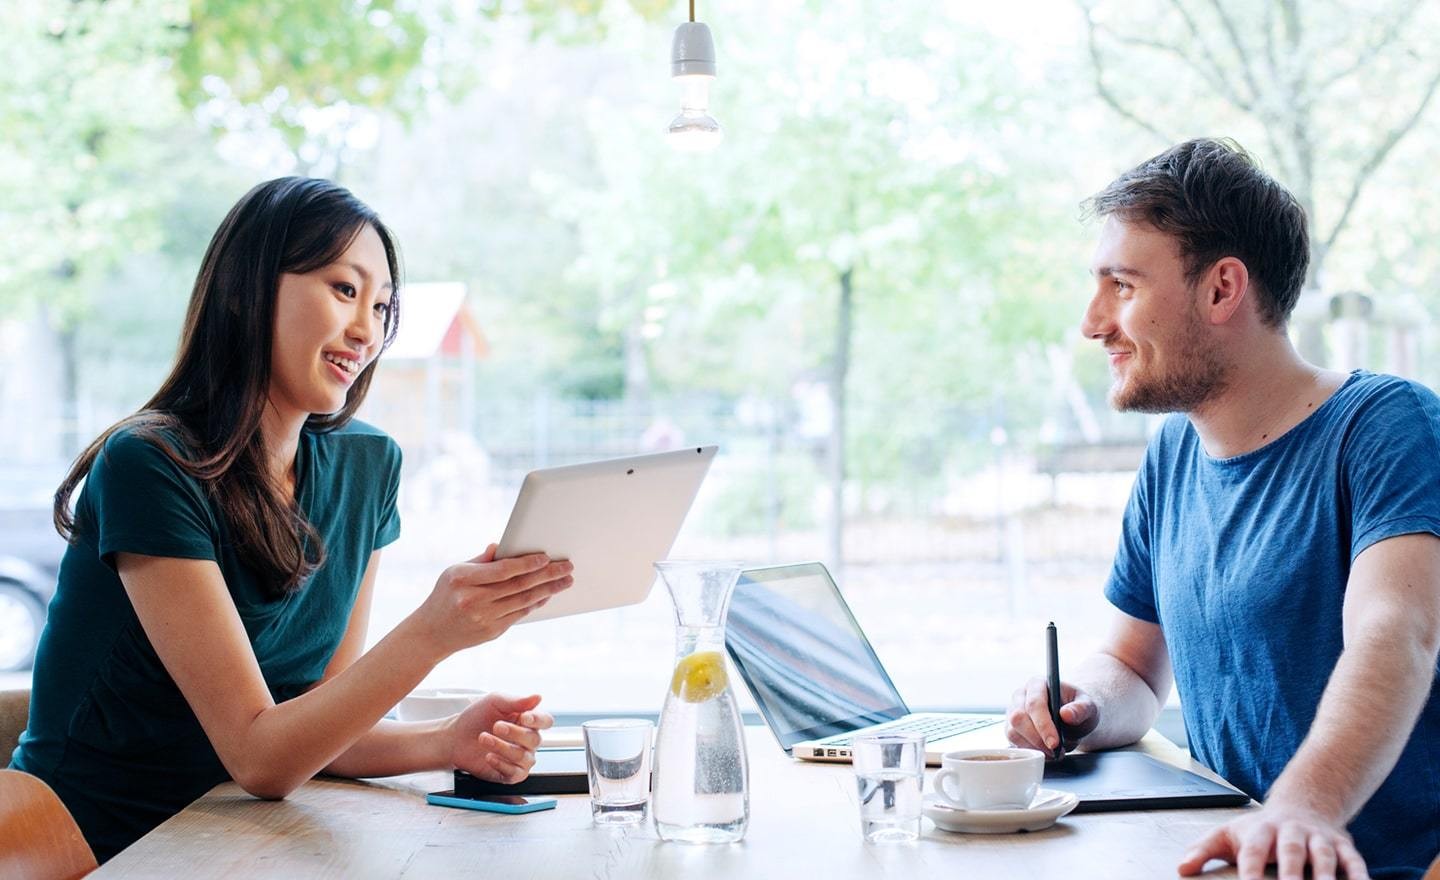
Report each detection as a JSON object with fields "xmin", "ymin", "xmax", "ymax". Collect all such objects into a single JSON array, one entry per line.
[{"xmin": 449, "ymin": 693, "xmax": 554, "ymax": 784}]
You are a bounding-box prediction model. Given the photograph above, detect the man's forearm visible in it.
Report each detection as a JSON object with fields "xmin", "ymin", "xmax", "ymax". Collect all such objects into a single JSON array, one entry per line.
[
  {"xmin": 1075, "ymin": 651, "xmax": 1169, "ymax": 751},
  {"xmin": 1263, "ymin": 628, "xmax": 1436, "ymax": 822}
]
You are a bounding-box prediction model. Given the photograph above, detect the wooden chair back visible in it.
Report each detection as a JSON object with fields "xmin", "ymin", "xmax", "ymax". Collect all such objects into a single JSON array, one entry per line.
[
  {"xmin": 0, "ymin": 768, "xmax": 97, "ymax": 879},
  {"xmin": 1, "ymin": 687, "xmax": 30, "ymax": 765}
]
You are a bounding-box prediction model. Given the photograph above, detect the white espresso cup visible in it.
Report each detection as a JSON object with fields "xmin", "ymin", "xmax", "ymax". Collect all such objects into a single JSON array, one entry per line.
[{"xmin": 932, "ymin": 748, "xmax": 1045, "ymax": 810}]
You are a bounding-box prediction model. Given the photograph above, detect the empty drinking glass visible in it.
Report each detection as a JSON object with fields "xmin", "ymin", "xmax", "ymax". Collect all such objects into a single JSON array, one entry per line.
[
  {"xmin": 852, "ymin": 732, "xmax": 926, "ymax": 843},
  {"xmin": 582, "ymin": 719, "xmax": 654, "ymax": 825}
]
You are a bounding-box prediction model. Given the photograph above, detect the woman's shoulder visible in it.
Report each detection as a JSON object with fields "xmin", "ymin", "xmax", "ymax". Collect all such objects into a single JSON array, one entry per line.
[
  {"xmin": 96, "ymin": 419, "xmax": 196, "ymax": 475},
  {"xmin": 309, "ymin": 419, "xmax": 402, "ymax": 471},
  {"xmin": 328, "ymin": 418, "xmax": 394, "ymax": 440},
  {"xmin": 80, "ymin": 419, "xmax": 215, "ymax": 533}
]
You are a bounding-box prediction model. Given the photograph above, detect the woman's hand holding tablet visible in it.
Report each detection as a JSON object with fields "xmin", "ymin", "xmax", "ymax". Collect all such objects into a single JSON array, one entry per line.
[{"xmin": 408, "ymin": 545, "xmax": 574, "ymax": 654}]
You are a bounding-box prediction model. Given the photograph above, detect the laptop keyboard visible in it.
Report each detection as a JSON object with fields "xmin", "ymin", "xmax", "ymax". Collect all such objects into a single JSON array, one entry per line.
[{"xmin": 821, "ymin": 715, "xmax": 999, "ymax": 747}]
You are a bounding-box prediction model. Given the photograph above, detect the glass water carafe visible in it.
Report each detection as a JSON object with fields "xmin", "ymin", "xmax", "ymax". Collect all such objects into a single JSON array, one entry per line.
[{"xmin": 651, "ymin": 561, "xmax": 750, "ymax": 844}]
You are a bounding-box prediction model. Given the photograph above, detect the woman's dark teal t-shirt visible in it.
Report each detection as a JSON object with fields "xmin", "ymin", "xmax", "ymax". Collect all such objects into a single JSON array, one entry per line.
[{"xmin": 9, "ymin": 420, "xmax": 401, "ymax": 861}]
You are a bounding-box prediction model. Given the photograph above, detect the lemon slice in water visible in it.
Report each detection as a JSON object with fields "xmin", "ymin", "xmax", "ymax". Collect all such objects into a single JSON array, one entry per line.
[{"xmin": 669, "ymin": 650, "xmax": 728, "ymax": 703}]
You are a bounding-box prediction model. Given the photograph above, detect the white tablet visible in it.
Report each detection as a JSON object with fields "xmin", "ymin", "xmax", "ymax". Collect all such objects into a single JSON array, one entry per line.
[{"xmin": 496, "ymin": 446, "xmax": 717, "ymax": 623}]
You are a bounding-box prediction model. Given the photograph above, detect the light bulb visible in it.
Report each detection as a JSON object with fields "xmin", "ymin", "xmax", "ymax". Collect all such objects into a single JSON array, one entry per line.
[
  {"xmin": 668, "ymin": 21, "xmax": 722, "ymax": 152},
  {"xmin": 668, "ymin": 74, "xmax": 722, "ymax": 151}
]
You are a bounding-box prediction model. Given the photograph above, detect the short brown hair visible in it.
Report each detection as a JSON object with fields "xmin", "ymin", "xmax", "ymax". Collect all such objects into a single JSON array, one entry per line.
[{"xmin": 1083, "ymin": 138, "xmax": 1309, "ymax": 328}]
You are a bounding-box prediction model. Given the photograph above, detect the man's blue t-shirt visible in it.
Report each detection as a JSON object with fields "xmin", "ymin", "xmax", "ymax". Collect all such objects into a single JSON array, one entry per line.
[{"xmin": 1105, "ymin": 371, "xmax": 1440, "ymax": 877}]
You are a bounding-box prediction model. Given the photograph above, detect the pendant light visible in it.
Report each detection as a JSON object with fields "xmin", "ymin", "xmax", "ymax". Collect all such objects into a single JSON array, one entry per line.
[{"xmin": 668, "ymin": 0, "xmax": 722, "ymax": 151}]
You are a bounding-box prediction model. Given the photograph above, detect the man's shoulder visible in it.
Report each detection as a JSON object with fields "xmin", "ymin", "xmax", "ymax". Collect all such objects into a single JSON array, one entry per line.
[
  {"xmin": 1329, "ymin": 370, "xmax": 1440, "ymax": 429},
  {"xmin": 1343, "ymin": 369, "xmax": 1437, "ymax": 402}
]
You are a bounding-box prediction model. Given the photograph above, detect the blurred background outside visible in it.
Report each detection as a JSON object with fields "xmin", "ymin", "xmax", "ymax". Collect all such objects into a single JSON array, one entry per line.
[{"xmin": 4, "ymin": 0, "xmax": 1440, "ymax": 727}]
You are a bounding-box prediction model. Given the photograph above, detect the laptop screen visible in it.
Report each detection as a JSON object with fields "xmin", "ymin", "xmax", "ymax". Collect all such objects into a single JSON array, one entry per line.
[{"xmin": 725, "ymin": 563, "xmax": 909, "ymax": 750}]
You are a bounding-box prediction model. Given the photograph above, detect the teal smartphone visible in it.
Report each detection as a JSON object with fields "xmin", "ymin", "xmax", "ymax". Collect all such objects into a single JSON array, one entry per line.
[{"xmin": 426, "ymin": 791, "xmax": 558, "ymax": 814}]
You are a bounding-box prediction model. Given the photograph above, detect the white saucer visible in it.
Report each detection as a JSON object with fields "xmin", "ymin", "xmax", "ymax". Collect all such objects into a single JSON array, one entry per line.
[{"xmin": 923, "ymin": 789, "xmax": 1079, "ymax": 834}]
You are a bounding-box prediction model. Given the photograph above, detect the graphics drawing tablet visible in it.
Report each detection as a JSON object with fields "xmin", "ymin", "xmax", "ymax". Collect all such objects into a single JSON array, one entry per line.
[{"xmin": 1044, "ymin": 751, "xmax": 1251, "ymax": 812}]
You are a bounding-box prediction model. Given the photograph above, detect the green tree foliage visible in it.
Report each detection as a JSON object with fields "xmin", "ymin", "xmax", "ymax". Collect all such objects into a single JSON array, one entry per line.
[
  {"xmin": 1079, "ymin": 0, "xmax": 1440, "ymax": 365},
  {"xmin": 547, "ymin": 3, "xmax": 1091, "ymax": 404},
  {"xmin": 174, "ymin": 0, "xmax": 428, "ymax": 171},
  {"xmin": 0, "ymin": 0, "xmax": 432, "ymax": 453},
  {"xmin": 527, "ymin": 2, "xmax": 1097, "ymax": 557},
  {"xmin": 1, "ymin": 0, "xmax": 434, "ymax": 314},
  {"xmin": 0, "ymin": 0, "xmax": 189, "ymax": 319}
]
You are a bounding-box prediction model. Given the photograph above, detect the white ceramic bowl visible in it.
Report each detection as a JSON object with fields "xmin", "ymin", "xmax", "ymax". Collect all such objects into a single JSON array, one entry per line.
[{"xmin": 395, "ymin": 687, "xmax": 487, "ymax": 722}]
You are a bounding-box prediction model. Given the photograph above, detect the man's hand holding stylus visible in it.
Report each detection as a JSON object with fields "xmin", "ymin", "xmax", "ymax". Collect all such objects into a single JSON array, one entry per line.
[{"xmin": 1005, "ymin": 676, "xmax": 1101, "ymax": 755}]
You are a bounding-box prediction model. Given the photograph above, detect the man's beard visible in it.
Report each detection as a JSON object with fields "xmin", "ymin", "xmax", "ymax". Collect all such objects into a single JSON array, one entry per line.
[{"xmin": 1109, "ymin": 316, "xmax": 1227, "ymax": 414}]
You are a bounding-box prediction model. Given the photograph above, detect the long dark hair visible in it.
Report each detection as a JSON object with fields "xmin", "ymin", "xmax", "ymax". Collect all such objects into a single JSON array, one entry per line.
[{"xmin": 54, "ymin": 177, "xmax": 402, "ymax": 597}]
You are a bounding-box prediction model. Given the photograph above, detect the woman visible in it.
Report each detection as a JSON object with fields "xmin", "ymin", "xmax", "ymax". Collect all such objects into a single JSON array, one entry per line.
[{"xmin": 9, "ymin": 177, "xmax": 574, "ymax": 861}]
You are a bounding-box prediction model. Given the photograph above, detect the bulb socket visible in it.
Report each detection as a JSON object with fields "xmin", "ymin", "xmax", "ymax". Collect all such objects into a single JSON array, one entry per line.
[{"xmin": 670, "ymin": 21, "xmax": 717, "ymax": 78}]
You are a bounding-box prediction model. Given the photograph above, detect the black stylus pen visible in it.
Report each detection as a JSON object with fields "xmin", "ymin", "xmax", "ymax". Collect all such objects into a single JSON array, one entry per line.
[{"xmin": 1046, "ymin": 621, "xmax": 1064, "ymax": 760}]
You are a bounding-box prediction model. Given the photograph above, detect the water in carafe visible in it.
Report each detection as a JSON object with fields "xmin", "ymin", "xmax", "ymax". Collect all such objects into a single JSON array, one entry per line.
[{"xmin": 651, "ymin": 562, "xmax": 750, "ymax": 844}]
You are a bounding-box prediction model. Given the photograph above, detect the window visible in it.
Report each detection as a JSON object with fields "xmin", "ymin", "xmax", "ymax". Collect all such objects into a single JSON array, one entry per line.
[{"xmin": 4, "ymin": 1, "xmax": 1437, "ymax": 719}]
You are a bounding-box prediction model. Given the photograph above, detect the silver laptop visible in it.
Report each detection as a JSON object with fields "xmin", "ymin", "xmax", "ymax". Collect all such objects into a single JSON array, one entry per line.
[{"xmin": 724, "ymin": 562, "xmax": 1002, "ymax": 765}]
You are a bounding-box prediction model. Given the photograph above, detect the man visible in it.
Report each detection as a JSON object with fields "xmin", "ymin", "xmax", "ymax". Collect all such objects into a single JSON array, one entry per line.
[{"xmin": 1006, "ymin": 138, "xmax": 1440, "ymax": 880}]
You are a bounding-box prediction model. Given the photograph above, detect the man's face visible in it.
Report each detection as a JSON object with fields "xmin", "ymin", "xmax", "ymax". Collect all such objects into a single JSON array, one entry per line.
[{"xmin": 1081, "ymin": 217, "xmax": 1227, "ymax": 413}]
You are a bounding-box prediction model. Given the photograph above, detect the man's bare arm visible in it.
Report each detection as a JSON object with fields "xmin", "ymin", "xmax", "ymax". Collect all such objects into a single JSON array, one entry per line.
[
  {"xmin": 1179, "ymin": 532, "xmax": 1440, "ymax": 880},
  {"xmin": 1268, "ymin": 532, "xmax": 1440, "ymax": 817},
  {"xmin": 1007, "ymin": 610, "xmax": 1173, "ymax": 754}
]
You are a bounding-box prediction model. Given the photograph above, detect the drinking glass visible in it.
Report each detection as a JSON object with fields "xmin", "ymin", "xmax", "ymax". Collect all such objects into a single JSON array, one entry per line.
[
  {"xmin": 582, "ymin": 719, "xmax": 654, "ymax": 825},
  {"xmin": 852, "ymin": 732, "xmax": 926, "ymax": 843}
]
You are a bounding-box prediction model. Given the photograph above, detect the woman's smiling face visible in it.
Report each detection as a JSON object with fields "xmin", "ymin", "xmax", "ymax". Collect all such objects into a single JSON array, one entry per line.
[{"xmin": 268, "ymin": 223, "xmax": 393, "ymax": 421}]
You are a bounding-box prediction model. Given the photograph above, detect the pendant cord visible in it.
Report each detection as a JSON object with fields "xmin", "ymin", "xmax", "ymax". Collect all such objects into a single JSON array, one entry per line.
[{"xmin": 689, "ymin": 0, "xmax": 695, "ymax": 22}]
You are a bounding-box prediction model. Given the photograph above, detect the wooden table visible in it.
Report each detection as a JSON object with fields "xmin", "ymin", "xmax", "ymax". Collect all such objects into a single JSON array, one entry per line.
[{"xmin": 96, "ymin": 726, "xmax": 1250, "ymax": 879}]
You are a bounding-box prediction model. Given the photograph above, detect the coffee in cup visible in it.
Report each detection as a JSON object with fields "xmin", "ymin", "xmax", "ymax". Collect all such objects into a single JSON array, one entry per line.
[{"xmin": 932, "ymin": 748, "xmax": 1044, "ymax": 810}]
